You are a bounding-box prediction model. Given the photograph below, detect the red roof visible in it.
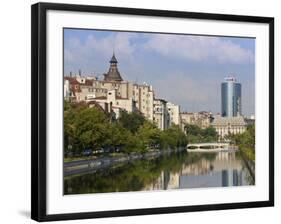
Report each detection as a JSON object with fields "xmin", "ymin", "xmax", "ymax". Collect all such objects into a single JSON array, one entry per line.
[
  {"xmin": 64, "ymin": 77, "xmax": 80, "ymax": 85},
  {"xmin": 82, "ymin": 79, "xmax": 94, "ymax": 86}
]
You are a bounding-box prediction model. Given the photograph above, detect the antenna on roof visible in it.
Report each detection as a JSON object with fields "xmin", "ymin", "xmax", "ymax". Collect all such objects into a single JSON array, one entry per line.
[
  {"xmin": 113, "ymin": 36, "xmax": 116, "ymax": 55},
  {"xmin": 79, "ymin": 69, "xmax": 81, "ymax": 77}
]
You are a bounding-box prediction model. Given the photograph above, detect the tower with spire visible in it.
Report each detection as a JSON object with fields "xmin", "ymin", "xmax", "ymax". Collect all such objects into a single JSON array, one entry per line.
[{"xmin": 103, "ymin": 53, "xmax": 123, "ymax": 82}]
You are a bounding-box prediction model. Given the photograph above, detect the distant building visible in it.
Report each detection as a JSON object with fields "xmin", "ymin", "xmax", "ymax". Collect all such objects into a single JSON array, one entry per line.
[
  {"xmin": 180, "ymin": 111, "xmax": 212, "ymax": 129},
  {"xmin": 133, "ymin": 83, "xmax": 154, "ymax": 121},
  {"xmin": 221, "ymin": 76, "xmax": 242, "ymax": 117},
  {"xmin": 64, "ymin": 79, "xmax": 70, "ymax": 101},
  {"xmin": 167, "ymin": 102, "xmax": 181, "ymax": 127},
  {"xmin": 89, "ymin": 89, "xmax": 136, "ymax": 116},
  {"xmin": 244, "ymin": 115, "xmax": 255, "ymax": 126},
  {"xmin": 103, "ymin": 53, "xmax": 123, "ymax": 82},
  {"xmin": 153, "ymin": 99, "xmax": 168, "ymax": 130},
  {"xmin": 211, "ymin": 76, "xmax": 248, "ymax": 139},
  {"xmin": 211, "ymin": 115, "xmax": 247, "ymax": 140},
  {"xmin": 64, "ymin": 53, "xmax": 181, "ymax": 130}
]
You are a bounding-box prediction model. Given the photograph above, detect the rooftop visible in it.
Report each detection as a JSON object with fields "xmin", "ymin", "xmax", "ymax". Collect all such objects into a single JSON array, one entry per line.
[{"xmin": 211, "ymin": 116, "xmax": 246, "ymax": 126}]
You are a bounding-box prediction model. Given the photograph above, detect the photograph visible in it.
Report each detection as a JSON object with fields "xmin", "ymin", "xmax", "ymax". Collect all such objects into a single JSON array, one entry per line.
[{"xmin": 63, "ymin": 28, "xmax": 255, "ymax": 195}]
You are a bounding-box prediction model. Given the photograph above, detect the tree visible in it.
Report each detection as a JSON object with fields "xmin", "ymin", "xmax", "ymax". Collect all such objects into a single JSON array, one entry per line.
[
  {"xmin": 104, "ymin": 123, "xmax": 129, "ymax": 148},
  {"xmin": 184, "ymin": 124, "xmax": 201, "ymax": 136},
  {"xmin": 184, "ymin": 124, "xmax": 217, "ymax": 143},
  {"xmin": 64, "ymin": 104, "xmax": 109, "ymax": 154},
  {"xmin": 228, "ymin": 124, "xmax": 255, "ymax": 161},
  {"xmin": 136, "ymin": 121, "xmax": 161, "ymax": 152},
  {"xmin": 118, "ymin": 111, "xmax": 145, "ymax": 133},
  {"xmin": 161, "ymin": 124, "xmax": 188, "ymax": 149}
]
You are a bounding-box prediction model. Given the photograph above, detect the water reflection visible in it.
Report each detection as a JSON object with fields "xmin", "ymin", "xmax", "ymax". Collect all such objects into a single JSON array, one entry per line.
[{"xmin": 64, "ymin": 151, "xmax": 254, "ymax": 195}]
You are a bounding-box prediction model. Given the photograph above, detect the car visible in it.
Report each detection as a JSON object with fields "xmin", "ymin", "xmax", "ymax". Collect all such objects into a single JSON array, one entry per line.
[{"xmin": 81, "ymin": 149, "xmax": 92, "ymax": 156}]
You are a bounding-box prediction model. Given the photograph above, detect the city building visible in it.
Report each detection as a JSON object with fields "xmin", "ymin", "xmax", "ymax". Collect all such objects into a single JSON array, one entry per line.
[
  {"xmin": 64, "ymin": 53, "xmax": 181, "ymax": 130},
  {"xmin": 211, "ymin": 76, "xmax": 247, "ymax": 139},
  {"xmin": 180, "ymin": 111, "xmax": 212, "ymax": 129},
  {"xmin": 103, "ymin": 53, "xmax": 123, "ymax": 82},
  {"xmin": 244, "ymin": 115, "xmax": 255, "ymax": 126},
  {"xmin": 64, "ymin": 79, "xmax": 70, "ymax": 101},
  {"xmin": 89, "ymin": 89, "xmax": 136, "ymax": 117},
  {"xmin": 221, "ymin": 76, "xmax": 242, "ymax": 117},
  {"xmin": 167, "ymin": 102, "xmax": 181, "ymax": 127},
  {"xmin": 153, "ymin": 99, "xmax": 168, "ymax": 130},
  {"xmin": 211, "ymin": 115, "xmax": 247, "ymax": 140},
  {"xmin": 133, "ymin": 83, "xmax": 154, "ymax": 121}
]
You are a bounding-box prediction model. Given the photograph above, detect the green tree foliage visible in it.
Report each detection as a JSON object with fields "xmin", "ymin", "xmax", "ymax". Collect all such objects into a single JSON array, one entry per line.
[
  {"xmin": 118, "ymin": 110, "xmax": 145, "ymax": 133},
  {"xmin": 136, "ymin": 121, "xmax": 161, "ymax": 152},
  {"xmin": 64, "ymin": 102, "xmax": 109, "ymax": 154},
  {"xmin": 184, "ymin": 124, "xmax": 218, "ymax": 143},
  {"xmin": 64, "ymin": 101, "xmax": 188, "ymax": 157},
  {"xmin": 160, "ymin": 124, "xmax": 188, "ymax": 149},
  {"xmin": 229, "ymin": 124, "xmax": 255, "ymax": 161}
]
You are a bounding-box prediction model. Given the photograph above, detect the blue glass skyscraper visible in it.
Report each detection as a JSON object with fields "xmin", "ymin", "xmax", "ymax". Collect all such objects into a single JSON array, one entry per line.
[{"xmin": 221, "ymin": 76, "xmax": 242, "ymax": 117}]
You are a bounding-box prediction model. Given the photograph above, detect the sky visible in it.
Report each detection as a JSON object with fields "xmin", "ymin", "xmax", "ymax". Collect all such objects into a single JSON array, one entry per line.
[{"xmin": 64, "ymin": 28, "xmax": 255, "ymax": 116}]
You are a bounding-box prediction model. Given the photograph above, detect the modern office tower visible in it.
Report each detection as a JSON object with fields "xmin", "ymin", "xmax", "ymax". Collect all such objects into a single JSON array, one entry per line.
[{"xmin": 221, "ymin": 76, "xmax": 242, "ymax": 117}]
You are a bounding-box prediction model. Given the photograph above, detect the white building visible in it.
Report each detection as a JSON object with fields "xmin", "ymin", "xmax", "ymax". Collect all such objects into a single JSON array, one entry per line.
[
  {"xmin": 64, "ymin": 79, "xmax": 70, "ymax": 100},
  {"xmin": 180, "ymin": 111, "xmax": 212, "ymax": 130},
  {"xmin": 90, "ymin": 89, "xmax": 136, "ymax": 116},
  {"xmin": 167, "ymin": 102, "xmax": 180, "ymax": 127},
  {"xmin": 132, "ymin": 83, "xmax": 154, "ymax": 121},
  {"xmin": 153, "ymin": 99, "xmax": 168, "ymax": 130},
  {"xmin": 211, "ymin": 115, "xmax": 247, "ymax": 139},
  {"xmin": 64, "ymin": 54, "xmax": 183, "ymax": 130},
  {"xmin": 65, "ymin": 54, "xmax": 155, "ymax": 122}
]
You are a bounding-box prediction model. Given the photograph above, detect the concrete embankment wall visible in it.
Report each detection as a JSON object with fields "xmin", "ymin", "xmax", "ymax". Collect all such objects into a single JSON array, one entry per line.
[{"xmin": 64, "ymin": 147, "xmax": 185, "ymax": 177}]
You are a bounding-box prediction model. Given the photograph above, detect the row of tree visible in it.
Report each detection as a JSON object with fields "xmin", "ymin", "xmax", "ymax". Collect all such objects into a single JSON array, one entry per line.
[
  {"xmin": 228, "ymin": 124, "xmax": 255, "ymax": 161},
  {"xmin": 64, "ymin": 101, "xmax": 188, "ymax": 156},
  {"xmin": 184, "ymin": 124, "xmax": 218, "ymax": 143}
]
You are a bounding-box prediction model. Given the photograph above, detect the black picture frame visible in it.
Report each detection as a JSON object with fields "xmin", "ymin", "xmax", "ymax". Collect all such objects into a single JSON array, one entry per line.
[{"xmin": 31, "ymin": 2, "xmax": 274, "ymax": 222}]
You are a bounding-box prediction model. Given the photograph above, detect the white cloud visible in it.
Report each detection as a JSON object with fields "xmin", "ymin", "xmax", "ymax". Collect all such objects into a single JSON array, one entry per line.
[
  {"xmin": 152, "ymin": 71, "xmax": 220, "ymax": 112},
  {"xmin": 65, "ymin": 32, "xmax": 137, "ymax": 63},
  {"xmin": 143, "ymin": 34, "xmax": 254, "ymax": 64},
  {"xmin": 64, "ymin": 32, "xmax": 138, "ymax": 76}
]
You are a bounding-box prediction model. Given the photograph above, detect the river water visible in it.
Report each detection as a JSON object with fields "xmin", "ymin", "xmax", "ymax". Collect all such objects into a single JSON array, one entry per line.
[{"xmin": 64, "ymin": 150, "xmax": 255, "ymax": 195}]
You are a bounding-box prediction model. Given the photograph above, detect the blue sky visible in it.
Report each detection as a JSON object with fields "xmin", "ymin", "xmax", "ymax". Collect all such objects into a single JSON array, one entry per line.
[{"xmin": 64, "ymin": 28, "xmax": 255, "ymax": 116}]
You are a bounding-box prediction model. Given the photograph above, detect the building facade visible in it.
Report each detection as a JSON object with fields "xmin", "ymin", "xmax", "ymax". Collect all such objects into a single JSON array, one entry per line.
[
  {"xmin": 153, "ymin": 99, "xmax": 168, "ymax": 130},
  {"xmin": 180, "ymin": 111, "xmax": 212, "ymax": 129},
  {"xmin": 221, "ymin": 76, "xmax": 242, "ymax": 117},
  {"xmin": 211, "ymin": 116, "xmax": 247, "ymax": 139},
  {"xmin": 89, "ymin": 89, "xmax": 136, "ymax": 116},
  {"xmin": 64, "ymin": 53, "xmax": 181, "ymax": 130},
  {"xmin": 167, "ymin": 102, "xmax": 180, "ymax": 127}
]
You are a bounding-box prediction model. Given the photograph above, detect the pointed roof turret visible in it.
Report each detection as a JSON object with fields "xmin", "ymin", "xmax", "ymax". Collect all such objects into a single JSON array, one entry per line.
[
  {"xmin": 110, "ymin": 53, "xmax": 118, "ymax": 64},
  {"xmin": 104, "ymin": 53, "xmax": 123, "ymax": 82}
]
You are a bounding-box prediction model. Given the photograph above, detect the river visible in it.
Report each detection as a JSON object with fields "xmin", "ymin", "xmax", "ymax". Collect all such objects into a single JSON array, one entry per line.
[{"xmin": 64, "ymin": 150, "xmax": 255, "ymax": 195}]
